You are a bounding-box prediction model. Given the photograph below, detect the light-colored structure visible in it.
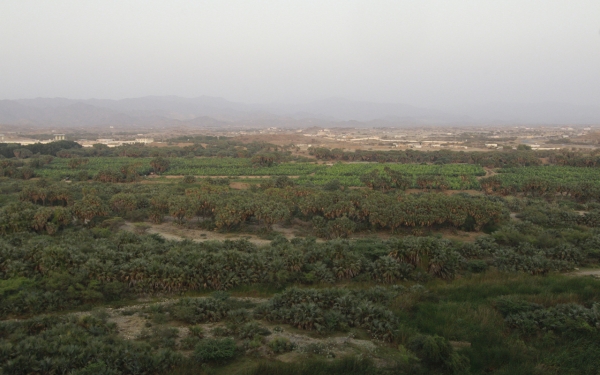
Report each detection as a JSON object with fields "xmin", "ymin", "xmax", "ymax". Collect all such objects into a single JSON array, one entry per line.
[
  {"xmin": 135, "ymin": 137, "xmax": 154, "ymax": 144},
  {"xmin": 54, "ymin": 134, "xmax": 65, "ymax": 141}
]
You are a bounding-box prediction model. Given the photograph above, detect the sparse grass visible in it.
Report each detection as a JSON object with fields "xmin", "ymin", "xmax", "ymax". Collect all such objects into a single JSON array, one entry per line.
[
  {"xmin": 389, "ymin": 271, "xmax": 600, "ymax": 375},
  {"xmin": 413, "ymin": 271, "xmax": 594, "ymax": 304}
]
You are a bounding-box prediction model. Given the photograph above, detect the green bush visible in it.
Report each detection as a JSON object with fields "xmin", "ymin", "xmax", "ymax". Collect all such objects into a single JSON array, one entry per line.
[
  {"xmin": 179, "ymin": 325, "xmax": 204, "ymax": 350},
  {"xmin": 228, "ymin": 308, "xmax": 252, "ymax": 324},
  {"xmin": 169, "ymin": 298, "xmax": 229, "ymax": 324},
  {"xmin": 268, "ymin": 337, "xmax": 295, "ymax": 353},
  {"xmin": 138, "ymin": 326, "xmax": 179, "ymax": 349},
  {"xmin": 0, "ymin": 314, "xmax": 182, "ymax": 374},
  {"xmin": 246, "ymin": 358, "xmax": 380, "ymax": 375},
  {"xmin": 193, "ymin": 338, "xmax": 236, "ymax": 363},
  {"xmin": 237, "ymin": 322, "xmax": 271, "ymax": 339},
  {"xmin": 408, "ymin": 334, "xmax": 470, "ymax": 374},
  {"xmin": 505, "ymin": 303, "xmax": 600, "ymax": 336},
  {"xmin": 466, "ymin": 259, "xmax": 489, "ymax": 273},
  {"xmin": 188, "ymin": 325, "xmax": 204, "ymax": 338},
  {"xmin": 494, "ymin": 296, "xmax": 542, "ymax": 317}
]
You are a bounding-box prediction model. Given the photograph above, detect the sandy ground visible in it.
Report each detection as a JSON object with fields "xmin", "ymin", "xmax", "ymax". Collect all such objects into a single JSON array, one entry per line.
[
  {"xmin": 123, "ymin": 220, "xmax": 481, "ymax": 245},
  {"xmin": 147, "ymin": 175, "xmax": 300, "ymax": 179},
  {"xmin": 55, "ymin": 296, "xmax": 385, "ymax": 361},
  {"xmin": 122, "ymin": 221, "xmax": 304, "ymax": 245},
  {"xmin": 480, "ymin": 167, "xmax": 498, "ymax": 179},
  {"xmin": 569, "ymin": 269, "xmax": 600, "ymax": 278}
]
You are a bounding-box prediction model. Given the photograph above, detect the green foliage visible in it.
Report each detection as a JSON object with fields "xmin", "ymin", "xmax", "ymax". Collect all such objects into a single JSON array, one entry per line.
[
  {"xmin": 0, "ymin": 314, "xmax": 182, "ymax": 374},
  {"xmin": 181, "ymin": 175, "xmax": 196, "ymax": 184},
  {"xmin": 245, "ymin": 358, "xmax": 382, "ymax": 375},
  {"xmin": 466, "ymin": 260, "xmax": 488, "ymax": 273},
  {"xmin": 0, "ymin": 140, "xmax": 81, "ymax": 159},
  {"xmin": 268, "ymin": 337, "xmax": 295, "ymax": 353},
  {"xmin": 193, "ymin": 338, "xmax": 236, "ymax": 363},
  {"xmin": 150, "ymin": 156, "xmax": 171, "ymax": 174},
  {"xmin": 504, "ymin": 303, "xmax": 600, "ymax": 336},
  {"xmin": 228, "ymin": 308, "xmax": 252, "ymax": 324},
  {"xmin": 236, "ymin": 322, "xmax": 271, "ymax": 339},
  {"xmin": 188, "ymin": 325, "xmax": 205, "ymax": 338},
  {"xmin": 322, "ymin": 179, "xmax": 342, "ymax": 191},
  {"xmin": 256, "ymin": 287, "xmax": 400, "ymax": 341},
  {"xmin": 326, "ymin": 216, "xmax": 356, "ymax": 238},
  {"xmin": 300, "ymin": 163, "xmax": 483, "ymax": 189},
  {"xmin": 138, "ymin": 326, "xmax": 180, "ymax": 349},
  {"xmin": 408, "ymin": 334, "xmax": 470, "ymax": 374},
  {"xmin": 5, "ymin": 148, "xmax": 600, "ymax": 374},
  {"xmin": 493, "ymin": 296, "xmax": 542, "ymax": 317},
  {"xmin": 169, "ymin": 297, "xmax": 229, "ymax": 324},
  {"xmin": 489, "ymin": 166, "xmax": 600, "ymax": 202}
]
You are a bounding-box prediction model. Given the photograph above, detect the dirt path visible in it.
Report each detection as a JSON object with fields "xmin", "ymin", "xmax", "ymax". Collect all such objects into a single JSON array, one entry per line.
[
  {"xmin": 147, "ymin": 175, "xmax": 300, "ymax": 179},
  {"xmin": 569, "ymin": 269, "xmax": 600, "ymax": 278},
  {"xmin": 476, "ymin": 167, "xmax": 497, "ymax": 181},
  {"xmin": 122, "ymin": 222, "xmax": 302, "ymax": 246}
]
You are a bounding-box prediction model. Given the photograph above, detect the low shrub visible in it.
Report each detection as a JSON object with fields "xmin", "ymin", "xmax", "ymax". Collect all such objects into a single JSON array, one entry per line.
[
  {"xmin": 408, "ymin": 334, "xmax": 470, "ymax": 374},
  {"xmin": 169, "ymin": 298, "xmax": 229, "ymax": 324},
  {"xmin": 236, "ymin": 322, "xmax": 271, "ymax": 339},
  {"xmin": 193, "ymin": 338, "xmax": 236, "ymax": 363},
  {"xmin": 467, "ymin": 259, "xmax": 489, "ymax": 273},
  {"xmin": 268, "ymin": 337, "xmax": 295, "ymax": 354}
]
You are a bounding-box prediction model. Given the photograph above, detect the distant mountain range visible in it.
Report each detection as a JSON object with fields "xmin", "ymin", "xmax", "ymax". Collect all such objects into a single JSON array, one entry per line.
[{"xmin": 1, "ymin": 96, "xmax": 599, "ymax": 128}]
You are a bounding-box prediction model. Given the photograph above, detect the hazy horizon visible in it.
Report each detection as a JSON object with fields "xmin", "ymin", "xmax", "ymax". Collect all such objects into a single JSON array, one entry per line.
[{"xmin": 2, "ymin": 1, "xmax": 600, "ymax": 109}]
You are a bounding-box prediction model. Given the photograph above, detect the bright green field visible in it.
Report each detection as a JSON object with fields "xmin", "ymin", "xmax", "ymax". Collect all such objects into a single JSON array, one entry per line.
[
  {"xmin": 35, "ymin": 157, "xmax": 323, "ymax": 178},
  {"xmin": 35, "ymin": 158, "xmax": 485, "ymax": 189},
  {"xmin": 497, "ymin": 166, "xmax": 600, "ymax": 186},
  {"xmin": 297, "ymin": 163, "xmax": 485, "ymax": 189}
]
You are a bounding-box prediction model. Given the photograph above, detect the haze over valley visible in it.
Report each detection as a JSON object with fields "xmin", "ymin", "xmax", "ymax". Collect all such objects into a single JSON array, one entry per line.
[
  {"xmin": 3, "ymin": 96, "xmax": 600, "ymax": 129},
  {"xmin": 2, "ymin": 2, "xmax": 600, "ymax": 375}
]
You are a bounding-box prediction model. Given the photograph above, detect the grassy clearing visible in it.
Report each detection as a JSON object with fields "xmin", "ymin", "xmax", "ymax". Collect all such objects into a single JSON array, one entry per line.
[{"xmin": 390, "ymin": 272, "xmax": 600, "ymax": 375}]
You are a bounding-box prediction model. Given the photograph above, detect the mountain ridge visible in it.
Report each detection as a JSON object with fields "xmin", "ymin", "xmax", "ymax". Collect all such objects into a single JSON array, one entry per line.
[{"xmin": 1, "ymin": 96, "xmax": 600, "ymax": 127}]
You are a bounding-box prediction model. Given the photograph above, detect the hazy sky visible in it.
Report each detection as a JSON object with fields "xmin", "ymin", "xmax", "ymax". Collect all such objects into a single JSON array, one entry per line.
[{"xmin": 1, "ymin": 1, "xmax": 599, "ymax": 107}]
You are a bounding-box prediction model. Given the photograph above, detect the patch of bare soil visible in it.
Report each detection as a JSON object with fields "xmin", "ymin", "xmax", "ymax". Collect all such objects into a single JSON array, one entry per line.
[
  {"xmin": 106, "ymin": 296, "xmax": 269, "ymax": 341},
  {"xmin": 569, "ymin": 269, "xmax": 600, "ymax": 279},
  {"xmin": 103, "ymin": 297, "xmax": 380, "ymax": 361},
  {"xmin": 110, "ymin": 312, "xmax": 148, "ymax": 340},
  {"xmin": 264, "ymin": 326, "xmax": 377, "ymax": 360},
  {"xmin": 484, "ymin": 168, "xmax": 497, "ymax": 177},
  {"xmin": 147, "ymin": 175, "xmax": 300, "ymax": 179},
  {"xmin": 450, "ymin": 341, "xmax": 472, "ymax": 350},
  {"xmin": 404, "ymin": 189, "xmax": 482, "ymax": 196},
  {"xmin": 230, "ymin": 182, "xmax": 250, "ymax": 190},
  {"xmin": 439, "ymin": 230, "xmax": 483, "ymax": 243},
  {"xmin": 121, "ymin": 222, "xmax": 305, "ymax": 245},
  {"xmin": 87, "ymin": 298, "xmax": 179, "ymax": 340}
]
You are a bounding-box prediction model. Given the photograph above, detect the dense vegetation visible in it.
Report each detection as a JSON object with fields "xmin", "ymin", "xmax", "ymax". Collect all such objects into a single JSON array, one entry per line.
[{"xmin": 1, "ymin": 139, "xmax": 600, "ymax": 374}]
